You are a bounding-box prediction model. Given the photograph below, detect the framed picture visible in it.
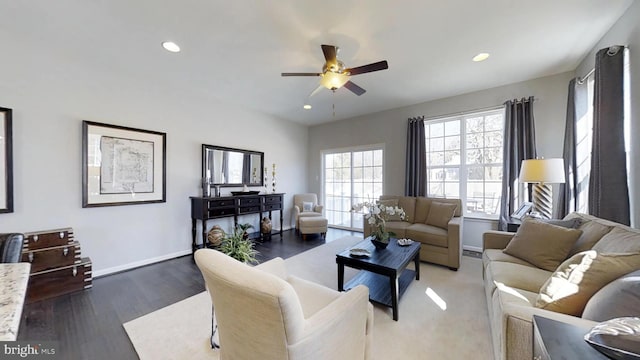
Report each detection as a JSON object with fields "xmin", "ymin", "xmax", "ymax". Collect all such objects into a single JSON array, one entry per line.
[
  {"xmin": 511, "ymin": 201, "xmax": 533, "ymax": 219},
  {"xmin": 82, "ymin": 120, "xmax": 166, "ymax": 207},
  {"xmin": 0, "ymin": 107, "xmax": 13, "ymax": 213}
]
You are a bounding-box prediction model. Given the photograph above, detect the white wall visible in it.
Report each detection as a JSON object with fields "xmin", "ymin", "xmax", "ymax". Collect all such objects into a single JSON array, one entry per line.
[
  {"xmin": 0, "ymin": 31, "xmax": 308, "ymax": 276},
  {"xmin": 576, "ymin": 1, "xmax": 640, "ymax": 227},
  {"xmin": 308, "ymin": 71, "xmax": 574, "ymax": 250}
]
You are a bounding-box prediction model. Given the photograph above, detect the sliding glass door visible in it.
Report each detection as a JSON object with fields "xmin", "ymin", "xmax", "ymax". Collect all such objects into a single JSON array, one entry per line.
[{"xmin": 323, "ymin": 147, "xmax": 384, "ymax": 230}]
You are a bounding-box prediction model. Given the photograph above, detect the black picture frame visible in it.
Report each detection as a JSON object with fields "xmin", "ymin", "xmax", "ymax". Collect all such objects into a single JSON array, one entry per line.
[
  {"xmin": 82, "ymin": 120, "xmax": 166, "ymax": 207},
  {"xmin": 0, "ymin": 107, "xmax": 13, "ymax": 213}
]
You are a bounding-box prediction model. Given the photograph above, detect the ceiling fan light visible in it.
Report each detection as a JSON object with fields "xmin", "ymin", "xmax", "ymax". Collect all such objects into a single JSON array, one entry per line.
[{"xmin": 320, "ymin": 72, "xmax": 349, "ymax": 90}]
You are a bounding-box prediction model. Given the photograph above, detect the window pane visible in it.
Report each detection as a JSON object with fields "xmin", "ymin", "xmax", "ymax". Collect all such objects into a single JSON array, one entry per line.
[
  {"xmin": 466, "ymin": 132, "xmax": 483, "ymax": 149},
  {"xmin": 373, "ymin": 167, "xmax": 382, "ymax": 181},
  {"xmin": 467, "ymin": 149, "xmax": 483, "ymax": 164},
  {"xmin": 353, "ymin": 152, "xmax": 363, "ymax": 167},
  {"xmin": 429, "ymin": 168, "xmax": 445, "ymax": 181},
  {"xmin": 429, "ymin": 152, "xmax": 444, "ymax": 166},
  {"xmin": 485, "ymin": 115, "xmax": 503, "ymax": 131},
  {"xmin": 444, "ymin": 136, "xmax": 460, "ymax": 150},
  {"xmin": 468, "ymin": 166, "xmax": 484, "ymax": 181},
  {"xmin": 429, "ymin": 183, "xmax": 444, "ymax": 197},
  {"xmin": 466, "ymin": 117, "xmax": 483, "ymax": 133},
  {"xmin": 484, "ymin": 131, "xmax": 503, "ymax": 147},
  {"xmin": 444, "ymin": 182, "xmax": 459, "ymax": 197},
  {"xmin": 485, "ymin": 166, "xmax": 502, "ymax": 181},
  {"xmin": 444, "ymin": 121, "xmax": 460, "ymax": 136},
  {"xmin": 373, "ymin": 150, "xmax": 383, "ymax": 166},
  {"xmin": 444, "ymin": 150, "xmax": 460, "ymax": 165},
  {"xmin": 445, "ymin": 168, "xmax": 459, "ymax": 181},
  {"xmin": 430, "ymin": 122, "xmax": 444, "ymax": 137},
  {"xmin": 485, "ymin": 147, "xmax": 502, "ymax": 164},
  {"xmin": 430, "ymin": 137, "xmax": 444, "ymax": 152}
]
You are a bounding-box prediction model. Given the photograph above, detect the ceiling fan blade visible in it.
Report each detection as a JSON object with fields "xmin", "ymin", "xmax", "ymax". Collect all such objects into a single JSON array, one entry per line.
[
  {"xmin": 343, "ymin": 81, "xmax": 366, "ymax": 96},
  {"xmin": 346, "ymin": 60, "xmax": 389, "ymax": 76},
  {"xmin": 321, "ymin": 44, "xmax": 337, "ymax": 65},
  {"xmin": 309, "ymin": 84, "xmax": 324, "ymax": 97},
  {"xmin": 281, "ymin": 72, "xmax": 322, "ymax": 77}
]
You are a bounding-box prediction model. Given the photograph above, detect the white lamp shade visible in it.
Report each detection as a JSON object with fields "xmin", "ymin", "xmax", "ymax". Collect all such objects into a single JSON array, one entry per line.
[{"xmin": 519, "ymin": 158, "xmax": 565, "ymax": 184}]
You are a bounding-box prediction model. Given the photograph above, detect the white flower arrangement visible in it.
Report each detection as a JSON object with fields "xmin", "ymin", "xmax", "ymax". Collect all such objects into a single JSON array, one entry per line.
[{"xmin": 352, "ymin": 201, "xmax": 406, "ymax": 243}]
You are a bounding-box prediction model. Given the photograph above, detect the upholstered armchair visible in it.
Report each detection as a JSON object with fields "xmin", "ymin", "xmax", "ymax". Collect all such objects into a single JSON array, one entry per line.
[
  {"xmin": 292, "ymin": 193, "xmax": 324, "ymax": 232},
  {"xmin": 0, "ymin": 233, "xmax": 24, "ymax": 263},
  {"xmin": 195, "ymin": 249, "xmax": 373, "ymax": 360}
]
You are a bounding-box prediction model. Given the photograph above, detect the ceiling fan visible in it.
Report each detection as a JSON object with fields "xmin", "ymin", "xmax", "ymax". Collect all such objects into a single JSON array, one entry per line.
[{"xmin": 281, "ymin": 44, "xmax": 388, "ymax": 96}]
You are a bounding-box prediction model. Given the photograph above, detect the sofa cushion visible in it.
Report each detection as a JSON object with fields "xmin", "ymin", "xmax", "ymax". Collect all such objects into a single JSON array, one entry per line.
[
  {"xmin": 535, "ymin": 251, "xmax": 640, "ymax": 316},
  {"xmin": 486, "ymin": 261, "xmax": 552, "ymax": 295},
  {"xmin": 413, "ymin": 197, "xmax": 432, "ymax": 224},
  {"xmin": 503, "ymin": 219, "xmax": 582, "ymax": 271},
  {"xmin": 425, "ymin": 201, "xmax": 457, "ymax": 230},
  {"xmin": 406, "ymin": 223, "xmax": 448, "ymax": 248},
  {"xmin": 538, "ymin": 218, "xmax": 583, "ymax": 229},
  {"xmin": 582, "ymin": 269, "xmax": 640, "ymax": 322},
  {"xmin": 397, "ymin": 197, "xmax": 416, "ymax": 223},
  {"xmin": 482, "ymin": 249, "xmax": 537, "ymax": 269},
  {"xmin": 567, "ymin": 220, "xmax": 613, "ymax": 257},
  {"xmin": 384, "ymin": 221, "xmax": 412, "ymax": 238},
  {"xmin": 592, "ymin": 227, "xmax": 640, "ymax": 253}
]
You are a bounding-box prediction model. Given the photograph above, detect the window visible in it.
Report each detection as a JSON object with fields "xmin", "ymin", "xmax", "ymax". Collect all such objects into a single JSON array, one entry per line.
[
  {"xmin": 323, "ymin": 147, "xmax": 383, "ymax": 230},
  {"xmin": 425, "ymin": 109, "xmax": 504, "ymax": 217}
]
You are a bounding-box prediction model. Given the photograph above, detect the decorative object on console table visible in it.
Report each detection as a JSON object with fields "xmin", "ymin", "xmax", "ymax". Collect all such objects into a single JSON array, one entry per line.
[
  {"xmin": 519, "ymin": 158, "xmax": 565, "ymax": 219},
  {"xmin": 0, "ymin": 107, "xmax": 13, "ymax": 214},
  {"xmin": 21, "ymin": 228, "xmax": 92, "ymax": 303},
  {"xmin": 271, "ymin": 163, "xmax": 276, "ymax": 193},
  {"xmin": 82, "ymin": 121, "xmax": 166, "ymax": 207},
  {"xmin": 264, "ymin": 167, "xmax": 268, "ymax": 193}
]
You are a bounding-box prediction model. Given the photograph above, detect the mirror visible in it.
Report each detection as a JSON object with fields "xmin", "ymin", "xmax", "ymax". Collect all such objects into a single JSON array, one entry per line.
[{"xmin": 202, "ymin": 144, "xmax": 264, "ymax": 187}]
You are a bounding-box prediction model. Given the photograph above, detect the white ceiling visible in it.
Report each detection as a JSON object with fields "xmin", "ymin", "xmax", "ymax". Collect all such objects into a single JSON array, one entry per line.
[{"xmin": 0, "ymin": 0, "xmax": 633, "ymax": 125}]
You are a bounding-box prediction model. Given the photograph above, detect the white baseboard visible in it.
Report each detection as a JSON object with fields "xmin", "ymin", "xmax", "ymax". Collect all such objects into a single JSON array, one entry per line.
[
  {"xmin": 93, "ymin": 249, "xmax": 192, "ymax": 278},
  {"xmin": 463, "ymin": 245, "xmax": 483, "ymax": 253}
]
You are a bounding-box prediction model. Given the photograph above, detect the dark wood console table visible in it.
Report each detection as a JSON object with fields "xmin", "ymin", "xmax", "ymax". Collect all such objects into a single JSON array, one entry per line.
[{"xmin": 190, "ymin": 193, "xmax": 285, "ymax": 254}]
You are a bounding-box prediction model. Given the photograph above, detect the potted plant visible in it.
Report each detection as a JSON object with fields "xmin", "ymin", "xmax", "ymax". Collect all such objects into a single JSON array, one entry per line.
[
  {"xmin": 219, "ymin": 224, "xmax": 259, "ymax": 264},
  {"xmin": 237, "ymin": 223, "xmax": 254, "ymax": 240},
  {"xmin": 352, "ymin": 201, "xmax": 406, "ymax": 249}
]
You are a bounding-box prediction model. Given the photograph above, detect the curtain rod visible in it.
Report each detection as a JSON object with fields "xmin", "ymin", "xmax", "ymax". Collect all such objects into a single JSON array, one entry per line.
[
  {"xmin": 577, "ymin": 68, "xmax": 595, "ymax": 85},
  {"xmin": 424, "ymin": 104, "xmax": 504, "ymax": 121}
]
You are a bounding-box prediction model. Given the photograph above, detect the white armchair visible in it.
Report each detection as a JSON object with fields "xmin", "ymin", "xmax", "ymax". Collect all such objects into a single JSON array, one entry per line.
[
  {"xmin": 195, "ymin": 249, "xmax": 373, "ymax": 360},
  {"xmin": 293, "ymin": 193, "xmax": 324, "ymax": 232}
]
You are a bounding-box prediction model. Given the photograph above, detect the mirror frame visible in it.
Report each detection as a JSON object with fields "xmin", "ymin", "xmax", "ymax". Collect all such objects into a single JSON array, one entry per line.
[{"xmin": 202, "ymin": 144, "xmax": 264, "ymax": 187}]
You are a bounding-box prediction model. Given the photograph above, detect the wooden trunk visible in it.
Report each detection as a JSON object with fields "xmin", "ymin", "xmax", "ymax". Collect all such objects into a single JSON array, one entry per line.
[
  {"xmin": 23, "ymin": 227, "xmax": 74, "ymax": 251},
  {"xmin": 21, "ymin": 241, "xmax": 81, "ymax": 273},
  {"xmin": 26, "ymin": 257, "xmax": 93, "ymax": 304},
  {"xmin": 21, "ymin": 227, "xmax": 92, "ymax": 303}
]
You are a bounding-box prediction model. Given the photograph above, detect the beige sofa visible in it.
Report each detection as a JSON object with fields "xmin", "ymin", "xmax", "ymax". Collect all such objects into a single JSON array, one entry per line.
[
  {"xmin": 363, "ymin": 195, "xmax": 463, "ymax": 270},
  {"xmin": 482, "ymin": 212, "xmax": 640, "ymax": 360}
]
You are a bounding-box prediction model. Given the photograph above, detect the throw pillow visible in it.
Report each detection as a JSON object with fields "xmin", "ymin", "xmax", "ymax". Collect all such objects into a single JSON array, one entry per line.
[
  {"xmin": 536, "ymin": 251, "xmax": 640, "ymax": 316},
  {"xmin": 302, "ymin": 201, "xmax": 314, "ymax": 212},
  {"xmin": 536, "ymin": 218, "xmax": 583, "ymax": 229},
  {"xmin": 425, "ymin": 202, "xmax": 457, "ymax": 230},
  {"xmin": 502, "ymin": 219, "xmax": 582, "ymax": 271},
  {"xmin": 567, "ymin": 221, "xmax": 613, "ymax": 257},
  {"xmin": 582, "ymin": 269, "xmax": 640, "ymax": 322},
  {"xmin": 379, "ymin": 199, "xmax": 403, "ymax": 221}
]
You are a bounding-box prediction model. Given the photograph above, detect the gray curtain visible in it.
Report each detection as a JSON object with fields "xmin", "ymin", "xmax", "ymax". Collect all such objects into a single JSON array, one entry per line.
[
  {"xmin": 405, "ymin": 116, "xmax": 426, "ymax": 196},
  {"xmin": 588, "ymin": 46, "xmax": 630, "ymax": 225},
  {"xmin": 556, "ymin": 79, "xmax": 589, "ymax": 218},
  {"xmin": 498, "ymin": 97, "xmax": 537, "ymax": 230}
]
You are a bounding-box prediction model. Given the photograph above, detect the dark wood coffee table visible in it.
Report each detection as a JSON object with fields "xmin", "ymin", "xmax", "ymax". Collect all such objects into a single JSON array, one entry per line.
[{"xmin": 336, "ymin": 237, "xmax": 420, "ymax": 321}]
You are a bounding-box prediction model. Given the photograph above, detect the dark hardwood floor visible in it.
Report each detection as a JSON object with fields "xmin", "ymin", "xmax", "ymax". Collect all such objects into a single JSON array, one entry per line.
[{"xmin": 17, "ymin": 228, "xmax": 358, "ymax": 360}]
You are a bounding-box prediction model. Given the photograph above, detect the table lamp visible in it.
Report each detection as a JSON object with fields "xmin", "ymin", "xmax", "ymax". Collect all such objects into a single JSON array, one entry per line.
[{"xmin": 519, "ymin": 158, "xmax": 565, "ymax": 219}]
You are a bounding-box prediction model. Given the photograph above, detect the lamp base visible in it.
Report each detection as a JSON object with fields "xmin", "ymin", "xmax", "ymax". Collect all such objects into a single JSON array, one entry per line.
[{"xmin": 532, "ymin": 183, "xmax": 553, "ymax": 219}]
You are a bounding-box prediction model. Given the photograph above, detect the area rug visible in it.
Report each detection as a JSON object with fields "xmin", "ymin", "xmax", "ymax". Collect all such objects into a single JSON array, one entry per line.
[{"xmin": 123, "ymin": 236, "xmax": 494, "ymax": 359}]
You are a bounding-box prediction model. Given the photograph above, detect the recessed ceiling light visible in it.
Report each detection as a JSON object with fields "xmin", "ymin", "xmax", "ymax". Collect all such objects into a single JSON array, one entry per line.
[
  {"xmin": 472, "ymin": 53, "xmax": 490, "ymax": 62},
  {"xmin": 162, "ymin": 41, "xmax": 181, "ymax": 53},
  {"xmin": 303, "ymin": 104, "xmax": 312, "ymax": 110}
]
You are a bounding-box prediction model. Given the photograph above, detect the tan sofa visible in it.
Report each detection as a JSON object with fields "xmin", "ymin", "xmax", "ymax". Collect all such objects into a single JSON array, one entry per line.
[
  {"xmin": 482, "ymin": 212, "xmax": 640, "ymax": 360},
  {"xmin": 363, "ymin": 195, "xmax": 463, "ymax": 270}
]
